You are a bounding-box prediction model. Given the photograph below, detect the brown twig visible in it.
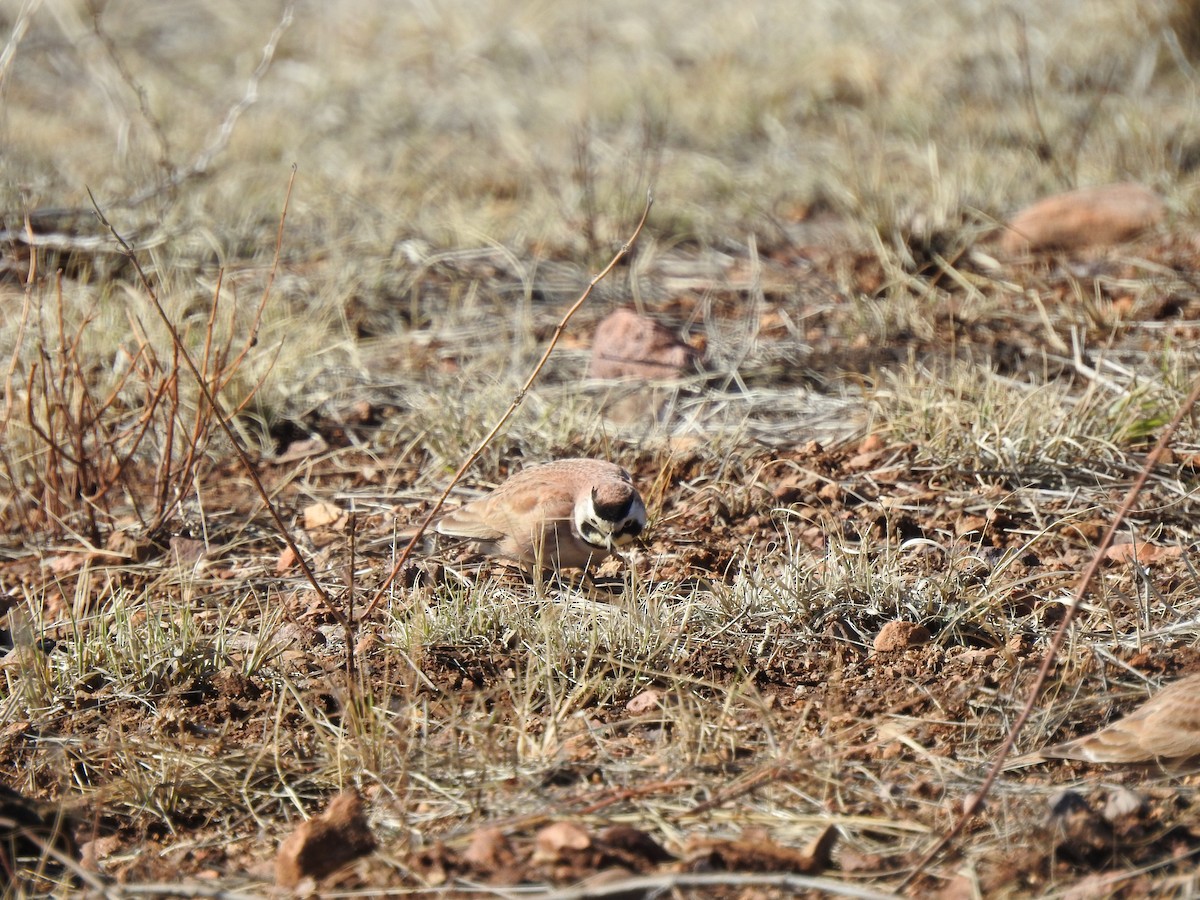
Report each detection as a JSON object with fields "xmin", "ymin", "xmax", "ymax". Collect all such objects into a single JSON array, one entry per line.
[
  {"xmin": 676, "ymin": 762, "xmax": 790, "ymax": 819},
  {"xmin": 901, "ymin": 369, "xmax": 1200, "ymax": 889},
  {"xmin": 86, "ymin": 174, "xmax": 347, "ymax": 640},
  {"xmin": 345, "ymin": 511, "xmax": 357, "ymax": 681},
  {"xmin": 359, "ymin": 191, "xmax": 654, "ymax": 621},
  {"xmin": 573, "ymin": 778, "xmax": 693, "ymax": 815}
]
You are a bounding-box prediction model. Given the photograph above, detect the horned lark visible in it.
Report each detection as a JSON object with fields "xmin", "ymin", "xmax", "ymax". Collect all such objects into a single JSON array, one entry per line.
[
  {"xmin": 1009, "ymin": 672, "xmax": 1200, "ymax": 769},
  {"xmin": 434, "ymin": 458, "xmax": 646, "ymax": 572}
]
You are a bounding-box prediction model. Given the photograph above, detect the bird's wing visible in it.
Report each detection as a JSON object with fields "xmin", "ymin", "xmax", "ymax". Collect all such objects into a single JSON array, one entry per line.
[
  {"xmin": 436, "ymin": 480, "xmax": 575, "ymax": 540},
  {"xmin": 1025, "ymin": 674, "xmax": 1200, "ymax": 764}
]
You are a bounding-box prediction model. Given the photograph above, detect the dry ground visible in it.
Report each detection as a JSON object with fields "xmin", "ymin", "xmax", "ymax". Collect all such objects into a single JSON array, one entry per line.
[{"xmin": 3, "ymin": 1, "xmax": 1200, "ymax": 897}]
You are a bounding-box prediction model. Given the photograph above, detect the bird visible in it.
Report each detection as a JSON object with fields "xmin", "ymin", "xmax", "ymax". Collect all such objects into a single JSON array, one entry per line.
[
  {"xmin": 1010, "ymin": 672, "xmax": 1200, "ymax": 769},
  {"xmin": 434, "ymin": 458, "xmax": 647, "ymax": 572}
]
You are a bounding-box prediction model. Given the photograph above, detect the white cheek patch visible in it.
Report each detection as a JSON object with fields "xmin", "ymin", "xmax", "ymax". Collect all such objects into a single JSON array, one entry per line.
[
  {"xmin": 575, "ymin": 503, "xmax": 595, "ymax": 544},
  {"xmin": 576, "ymin": 487, "xmax": 646, "ymax": 551},
  {"xmin": 577, "ymin": 516, "xmax": 614, "ymax": 549}
]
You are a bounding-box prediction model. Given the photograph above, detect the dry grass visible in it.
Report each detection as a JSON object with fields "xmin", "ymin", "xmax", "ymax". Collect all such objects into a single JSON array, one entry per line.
[{"xmin": 3, "ymin": 0, "xmax": 1200, "ymax": 897}]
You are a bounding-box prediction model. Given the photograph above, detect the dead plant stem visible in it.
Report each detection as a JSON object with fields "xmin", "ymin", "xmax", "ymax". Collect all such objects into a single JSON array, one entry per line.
[
  {"xmin": 361, "ymin": 192, "xmax": 654, "ymax": 620},
  {"xmin": 86, "ymin": 174, "xmax": 347, "ymax": 642},
  {"xmin": 902, "ymin": 369, "xmax": 1200, "ymax": 888}
]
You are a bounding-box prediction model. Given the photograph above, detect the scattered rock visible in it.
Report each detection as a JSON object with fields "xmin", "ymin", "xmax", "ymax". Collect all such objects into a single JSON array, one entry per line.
[
  {"xmin": 462, "ymin": 826, "xmax": 518, "ymax": 879},
  {"xmin": 1103, "ymin": 542, "xmax": 1183, "ymax": 566},
  {"xmin": 856, "ymin": 433, "xmax": 884, "ymax": 454},
  {"xmin": 816, "ymin": 482, "xmax": 842, "ymax": 503},
  {"xmin": 626, "ymin": 688, "xmax": 663, "ymax": 715},
  {"xmin": 771, "ymin": 471, "xmax": 819, "ymax": 504},
  {"xmin": 274, "ymin": 790, "xmax": 376, "ymax": 888},
  {"xmin": 1000, "ymin": 183, "xmax": 1164, "ymax": 255},
  {"xmin": 587, "ymin": 308, "xmax": 700, "ymax": 381},
  {"xmin": 535, "ymin": 821, "xmax": 591, "ymax": 857},
  {"xmin": 275, "ymin": 546, "xmax": 299, "ymax": 573},
  {"xmin": 79, "ymin": 833, "xmax": 122, "ymax": 871},
  {"xmin": 303, "ymin": 500, "xmax": 348, "ymax": 532},
  {"xmin": 532, "ymin": 820, "xmax": 596, "ymax": 882},
  {"xmin": 873, "ymin": 620, "xmax": 931, "ymax": 652}
]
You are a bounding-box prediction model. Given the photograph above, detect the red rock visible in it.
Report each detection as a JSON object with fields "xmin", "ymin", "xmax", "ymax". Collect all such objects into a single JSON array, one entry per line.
[
  {"xmin": 856, "ymin": 433, "xmax": 884, "ymax": 454},
  {"xmin": 1000, "ymin": 183, "xmax": 1164, "ymax": 255},
  {"xmin": 462, "ymin": 826, "xmax": 517, "ymax": 872},
  {"xmin": 274, "ymin": 791, "xmax": 376, "ymax": 888},
  {"xmin": 588, "ymin": 308, "xmax": 700, "ymax": 380},
  {"xmin": 626, "ymin": 688, "xmax": 663, "ymax": 714},
  {"xmin": 302, "ymin": 500, "xmax": 346, "ymax": 531},
  {"xmin": 873, "ymin": 620, "xmax": 931, "ymax": 652},
  {"xmin": 816, "ymin": 482, "xmax": 842, "ymax": 503},
  {"xmin": 535, "ymin": 821, "xmax": 591, "ymax": 856},
  {"xmin": 1103, "ymin": 542, "xmax": 1183, "ymax": 565},
  {"xmin": 80, "ymin": 834, "xmax": 122, "ymax": 871}
]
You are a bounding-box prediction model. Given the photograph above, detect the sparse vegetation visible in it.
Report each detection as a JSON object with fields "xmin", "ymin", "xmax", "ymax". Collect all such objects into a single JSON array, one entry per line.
[{"xmin": 2, "ymin": 0, "xmax": 1200, "ymax": 897}]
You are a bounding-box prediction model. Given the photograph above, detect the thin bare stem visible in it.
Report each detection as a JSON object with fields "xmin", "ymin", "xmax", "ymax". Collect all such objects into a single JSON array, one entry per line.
[
  {"xmin": 360, "ymin": 192, "xmax": 654, "ymax": 620},
  {"xmin": 901, "ymin": 368, "xmax": 1200, "ymax": 888},
  {"xmin": 86, "ymin": 177, "xmax": 346, "ymax": 638}
]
